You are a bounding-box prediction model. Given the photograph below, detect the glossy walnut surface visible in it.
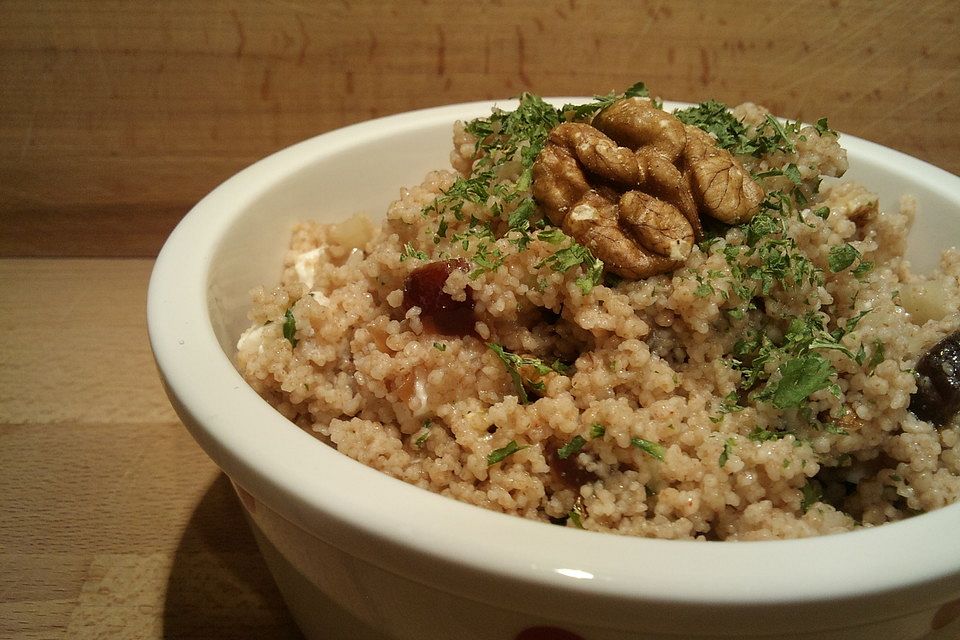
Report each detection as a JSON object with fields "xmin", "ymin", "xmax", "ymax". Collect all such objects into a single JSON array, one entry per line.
[{"xmin": 1, "ymin": 1, "xmax": 958, "ymax": 638}]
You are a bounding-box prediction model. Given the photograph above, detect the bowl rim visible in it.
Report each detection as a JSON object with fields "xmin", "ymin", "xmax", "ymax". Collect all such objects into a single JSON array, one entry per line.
[{"xmin": 148, "ymin": 98, "xmax": 960, "ymax": 614}]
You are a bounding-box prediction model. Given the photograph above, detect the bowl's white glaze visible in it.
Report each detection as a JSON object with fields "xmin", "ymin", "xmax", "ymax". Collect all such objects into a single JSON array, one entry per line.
[{"xmin": 148, "ymin": 100, "xmax": 960, "ymax": 640}]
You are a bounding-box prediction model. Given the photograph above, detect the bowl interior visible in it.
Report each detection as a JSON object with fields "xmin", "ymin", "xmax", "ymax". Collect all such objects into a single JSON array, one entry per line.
[
  {"xmin": 208, "ymin": 101, "xmax": 960, "ymax": 356},
  {"xmin": 207, "ymin": 107, "xmax": 458, "ymax": 355}
]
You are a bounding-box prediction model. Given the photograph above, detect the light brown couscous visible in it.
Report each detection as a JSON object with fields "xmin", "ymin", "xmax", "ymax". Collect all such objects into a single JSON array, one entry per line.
[{"xmin": 237, "ymin": 90, "xmax": 960, "ymax": 540}]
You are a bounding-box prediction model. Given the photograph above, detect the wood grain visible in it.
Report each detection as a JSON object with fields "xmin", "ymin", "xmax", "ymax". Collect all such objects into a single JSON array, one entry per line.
[
  {"xmin": 1, "ymin": 2, "xmax": 958, "ymax": 637},
  {"xmin": 0, "ymin": 259, "xmax": 300, "ymax": 638},
  {"xmin": 0, "ymin": 259, "xmax": 174, "ymax": 425},
  {"xmin": 1, "ymin": 0, "xmax": 957, "ymax": 257}
]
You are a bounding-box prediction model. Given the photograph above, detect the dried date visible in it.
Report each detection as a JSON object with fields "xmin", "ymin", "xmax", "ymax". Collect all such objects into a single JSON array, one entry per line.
[{"xmin": 403, "ymin": 258, "xmax": 476, "ymax": 336}]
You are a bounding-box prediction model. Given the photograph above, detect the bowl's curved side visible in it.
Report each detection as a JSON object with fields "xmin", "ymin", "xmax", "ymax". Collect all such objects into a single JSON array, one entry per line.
[{"xmin": 148, "ymin": 99, "xmax": 960, "ymax": 637}]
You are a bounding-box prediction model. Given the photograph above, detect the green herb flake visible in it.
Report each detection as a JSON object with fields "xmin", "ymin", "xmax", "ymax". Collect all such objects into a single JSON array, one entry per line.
[
  {"xmin": 720, "ymin": 391, "xmax": 743, "ymax": 414},
  {"xmin": 711, "ymin": 391, "xmax": 744, "ymax": 423},
  {"xmin": 568, "ymin": 504, "xmax": 585, "ymax": 529},
  {"xmin": 766, "ymin": 352, "xmax": 835, "ymax": 409},
  {"xmin": 630, "ymin": 437, "xmax": 666, "ymax": 461},
  {"xmin": 433, "ymin": 342, "xmax": 447, "ymax": 352},
  {"xmin": 783, "ymin": 163, "xmax": 802, "ymax": 185},
  {"xmin": 823, "ymin": 422, "xmax": 849, "ymax": 436},
  {"xmin": 812, "ymin": 206, "xmax": 830, "ymax": 220},
  {"xmin": 843, "ymin": 309, "xmax": 871, "ymax": 334},
  {"xmin": 761, "ymin": 114, "xmax": 798, "ymax": 155},
  {"xmin": 487, "ymin": 343, "xmax": 565, "ymax": 404},
  {"xmin": 560, "ymin": 81, "xmax": 653, "ymax": 121},
  {"xmin": 421, "ymin": 91, "xmax": 567, "ymax": 261},
  {"xmin": 590, "ymin": 423, "xmax": 606, "ymax": 438},
  {"xmin": 852, "ymin": 260, "xmax": 873, "ymax": 279},
  {"xmin": 575, "ymin": 257, "xmax": 605, "ymax": 294},
  {"xmin": 800, "ymin": 482, "xmax": 823, "ymax": 513},
  {"xmin": 814, "ymin": 117, "xmax": 836, "ymax": 137},
  {"xmin": 694, "ymin": 280, "xmax": 715, "ymax": 298},
  {"xmin": 674, "ymin": 99, "xmax": 754, "ymax": 155},
  {"xmin": 537, "ymin": 228, "xmax": 567, "ymax": 244},
  {"xmin": 537, "ymin": 241, "xmax": 604, "ymax": 294},
  {"xmin": 557, "ymin": 435, "xmax": 587, "ymax": 460},
  {"xmin": 735, "ymin": 304, "xmax": 873, "ymax": 412},
  {"xmin": 400, "ymin": 243, "xmax": 428, "ymax": 262},
  {"xmin": 488, "ymin": 343, "xmax": 530, "ymax": 403},
  {"xmin": 283, "ymin": 309, "xmax": 298, "ymax": 348},
  {"xmin": 828, "ymin": 243, "xmax": 861, "ymax": 272},
  {"xmin": 867, "ymin": 340, "xmax": 886, "ymax": 373},
  {"xmin": 434, "ymin": 218, "xmax": 448, "ymax": 243},
  {"xmin": 487, "ymin": 440, "xmax": 527, "ymax": 466},
  {"xmin": 748, "ymin": 426, "xmax": 784, "ymax": 442},
  {"xmin": 719, "ymin": 438, "xmax": 736, "ymax": 468},
  {"xmin": 415, "ymin": 420, "xmax": 433, "ymax": 447}
]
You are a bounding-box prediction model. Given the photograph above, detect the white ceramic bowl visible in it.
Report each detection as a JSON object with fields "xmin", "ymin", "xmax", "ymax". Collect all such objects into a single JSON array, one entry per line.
[{"xmin": 148, "ymin": 99, "xmax": 960, "ymax": 640}]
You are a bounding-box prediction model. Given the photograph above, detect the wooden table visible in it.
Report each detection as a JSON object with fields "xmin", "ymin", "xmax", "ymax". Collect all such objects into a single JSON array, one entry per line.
[{"xmin": 1, "ymin": 2, "xmax": 957, "ymax": 638}]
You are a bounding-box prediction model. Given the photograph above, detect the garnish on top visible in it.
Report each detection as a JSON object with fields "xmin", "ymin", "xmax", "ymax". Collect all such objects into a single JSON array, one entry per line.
[{"xmin": 408, "ymin": 84, "xmax": 856, "ymax": 415}]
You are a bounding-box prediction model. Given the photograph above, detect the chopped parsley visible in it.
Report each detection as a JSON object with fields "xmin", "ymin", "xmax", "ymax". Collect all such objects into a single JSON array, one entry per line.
[
  {"xmin": 557, "ymin": 435, "xmax": 587, "ymax": 460},
  {"xmin": 420, "ymin": 88, "xmax": 869, "ymax": 422},
  {"xmin": 674, "ymin": 99, "xmax": 754, "ymax": 155},
  {"xmin": 814, "ymin": 117, "xmax": 837, "ymax": 137},
  {"xmin": 694, "ymin": 276, "xmax": 716, "ymax": 298},
  {"xmin": 867, "ymin": 340, "xmax": 886, "ymax": 373},
  {"xmin": 715, "ymin": 193, "xmax": 824, "ymax": 319},
  {"xmin": 419, "ymin": 90, "xmax": 617, "ymax": 288},
  {"xmin": 673, "ymin": 100, "xmax": 802, "ymax": 159},
  {"xmin": 828, "ymin": 243, "xmax": 873, "ymax": 279},
  {"xmin": 590, "ymin": 423, "xmax": 606, "ymax": 438},
  {"xmin": 433, "ymin": 342, "xmax": 447, "ymax": 352},
  {"xmin": 487, "ymin": 343, "xmax": 567, "ymax": 404},
  {"xmin": 719, "ymin": 438, "xmax": 736, "ymax": 468},
  {"xmin": 747, "ymin": 426, "xmax": 787, "ymax": 442},
  {"xmin": 783, "ymin": 163, "xmax": 802, "ymax": 185},
  {"xmin": 756, "ymin": 114, "xmax": 798, "ymax": 156},
  {"xmin": 537, "ymin": 237, "xmax": 593, "ymax": 271},
  {"xmin": 560, "ymin": 81, "xmax": 657, "ymax": 121},
  {"xmin": 800, "ymin": 481, "xmax": 823, "ymax": 513},
  {"xmin": 755, "ymin": 164, "xmax": 802, "ymax": 185},
  {"xmin": 282, "ymin": 309, "xmax": 298, "ymax": 347},
  {"xmin": 535, "ymin": 233, "xmax": 604, "ymax": 294},
  {"xmin": 719, "ymin": 391, "xmax": 744, "ymax": 414},
  {"xmin": 731, "ymin": 309, "xmax": 871, "ymax": 411},
  {"xmin": 568, "ymin": 502, "xmax": 585, "ymax": 528},
  {"xmin": 630, "ymin": 437, "xmax": 666, "ymax": 461},
  {"xmin": 487, "ymin": 440, "xmax": 527, "ymax": 466},
  {"xmin": 463, "ymin": 92, "xmax": 560, "ymax": 212},
  {"xmin": 414, "ymin": 420, "xmax": 432, "ymax": 447},
  {"xmin": 760, "ymin": 352, "xmax": 836, "ymax": 410},
  {"xmin": 828, "ymin": 243, "xmax": 860, "ymax": 272},
  {"xmin": 822, "ymin": 421, "xmax": 849, "ymax": 436},
  {"xmin": 400, "ymin": 243, "xmax": 427, "ymax": 261},
  {"xmin": 852, "ymin": 260, "xmax": 874, "ymax": 279},
  {"xmin": 710, "ymin": 391, "xmax": 744, "ymax": 423}
]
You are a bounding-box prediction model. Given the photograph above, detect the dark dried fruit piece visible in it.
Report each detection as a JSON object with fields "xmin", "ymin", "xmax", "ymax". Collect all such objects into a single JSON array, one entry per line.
[
  {"xmin": 544, "ymin": 438, "xmax": 598, "ymax": 492},
  {"xmin": 910, "ymin": 331, "xmax": 960, "ymax": 427},
  {"xmin": 403, "ymin": 258, "xmax": 476, "ymax": 336}
]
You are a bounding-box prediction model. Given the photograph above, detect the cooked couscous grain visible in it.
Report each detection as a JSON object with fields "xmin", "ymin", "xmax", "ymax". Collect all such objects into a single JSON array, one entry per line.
[{"xmin": 237, "ymin": 88, "xmax": 960, "ymax": 540}]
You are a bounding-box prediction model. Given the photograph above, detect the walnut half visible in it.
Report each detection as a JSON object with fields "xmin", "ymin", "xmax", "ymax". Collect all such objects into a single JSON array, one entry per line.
[
  {"xmin": 532, "ymin": 98, "xmax": 764, "ymax": 279},
  {"xmin": 532, "ymin": 123, "xmax": 694, "ymax": 279}
]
